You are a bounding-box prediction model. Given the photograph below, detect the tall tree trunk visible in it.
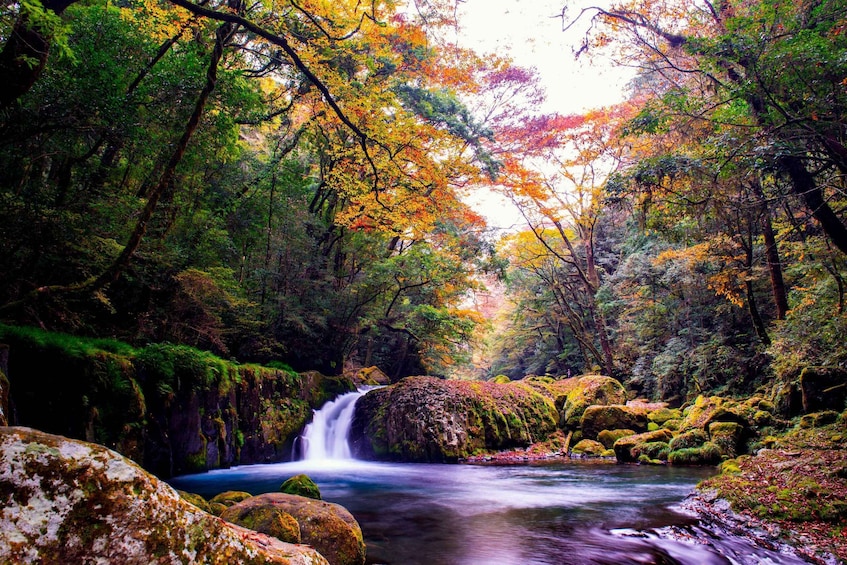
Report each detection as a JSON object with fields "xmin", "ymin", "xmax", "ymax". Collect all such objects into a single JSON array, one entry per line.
[
  {"xmin": 92, "ymin": 18, "xmax": 239, "ymax": 290},
  {"xmin": 779, "ymin": 155, "xmax": 847, "ymax": 256},
  {"xmin": 752, "ymin": 179, "xmax": 789, "ymax": 320}
]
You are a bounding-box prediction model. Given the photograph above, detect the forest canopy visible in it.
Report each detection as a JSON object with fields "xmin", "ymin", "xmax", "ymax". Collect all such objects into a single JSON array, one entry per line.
[{"xmin": 0, "ymin": 0, "xmax": 845, "ymax": 402}]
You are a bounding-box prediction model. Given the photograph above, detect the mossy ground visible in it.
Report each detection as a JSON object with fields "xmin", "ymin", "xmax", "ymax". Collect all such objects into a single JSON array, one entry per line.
[{"xmin": 698, "ymin": 417, "xmax": 847, "ymax": 563}]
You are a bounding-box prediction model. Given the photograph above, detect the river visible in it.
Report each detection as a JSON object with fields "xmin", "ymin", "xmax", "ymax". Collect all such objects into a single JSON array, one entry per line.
[{"xmin": 169, "ymin": 391, "xmax": 809, "ymax": 565}]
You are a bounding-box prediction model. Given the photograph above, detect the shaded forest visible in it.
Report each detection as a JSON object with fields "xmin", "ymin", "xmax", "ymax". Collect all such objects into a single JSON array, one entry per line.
[{"xmin": 1, "ymin": 0, "xmax": 845, "ymax": 405}]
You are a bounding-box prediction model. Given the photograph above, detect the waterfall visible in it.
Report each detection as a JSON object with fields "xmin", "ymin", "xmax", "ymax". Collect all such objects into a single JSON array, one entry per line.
[{"xmin": 300, "ymin": 389, "xmax": 367, "ymax": 461}]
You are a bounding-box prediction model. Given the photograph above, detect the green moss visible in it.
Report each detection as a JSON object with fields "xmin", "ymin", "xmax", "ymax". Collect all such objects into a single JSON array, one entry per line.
[
  {"xmin": 177, "ymin": 490, "xmax": 211, "ymax": 513},
  {"xmin": 668, "ymin": 441, "xmax": 723, "ymax": 465},
  {"xmin": 210, "ymin": 491, "xmax": 253, "ymax": 507},
  {"xmin": 668, "ymin": 429, "xmax": 708, "ymax": 451},
  {"xmin": 597, "ymin": 429, "xmax": 636, "ymax": 449},
  {"xmin": 635, "ymin": 441, "xmax": 670, "ymax": 461},
  {"xmin": 280, "ymin": 474, "xmax": 321, "ymax": 500}
]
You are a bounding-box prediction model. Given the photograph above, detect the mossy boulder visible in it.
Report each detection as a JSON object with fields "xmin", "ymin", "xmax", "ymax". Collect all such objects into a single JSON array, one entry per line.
[
  {"xmin": 209, "ymin": 501, "xmax": 228, "ymax": 516},
  {"xmin": 668, "ymin": 429, "xmax": 708, "ymax": 451},
  {"xmin": 490, "ymin": 374, "xmax": 512, "ymax": 384},
  {"xmin": 177, "ymin": 490, "xmax": 212, "ymax": 513},
  {"xmin": 280, "ymin": 474, "xmax": 321, "ymax": 500},
  {"xmin": 668, "ymin": 441, "xmax": 723, "ymax": 465},
  {"xmin": 580, "ymin": 405, "xmax": 648, "ymax": 440},
  {"xmin": 560, "ymin": 375, "xmax": 627, "ymax": 430},
  {"xmin": 799, "ymin": 410, "xmax": 841, "ymax": 429},
  {"xmin": 225, "ymin": 493, "xmax": 365, "ymax": 565},
  {"xmin": 597, "ymin": 428, "xmax": 636, "ymax": 449},
  {"xmin": 221, "ymin": 503, "xmax": 302, "ymax": 544},
  {"xmin": 679, "ymin": 395, "xmax": 748, "ymax": 432},
  {"xmin": 355, "ymin": 366, "xmax": 390, "ymax": 386},
  {"xmin": 647, "ymin": 407, "xmax": 683, "ymax": 425},
  {"xmin": 0, "ymin": 427, "xmax": 327, "ymax": 564},
  {"xmin": 210, "ymin": 490, "xmax": 254, "ymax": 508},
  {"xmin": 571, "ymin": 439, "xmax": 607, "ymax": 457},
  {"xmin": 799, "ymin": 367, "xmax": 847, "ymax": 414},
  {"xmin": 633, "ymin": 441, "xmax": 670, "ymax": 462},
  {"xmin": 708, "ymin": 422, "xmax": 744, "ymax": 458},
  {"xmin": 613, "ymin": 429, "xmax": 673, "ymax": 463},
  {"xmin": 349, "ymin": 376, "xmax": 558, "ymax": 462}
]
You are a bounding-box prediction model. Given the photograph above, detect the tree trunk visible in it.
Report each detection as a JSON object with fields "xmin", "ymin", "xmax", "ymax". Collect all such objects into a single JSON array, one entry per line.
[
  {"xmin": 92, "ymin": 18, "xmax": 239, "ymax": 290},
  {"xmin": 752, "ymin": 178, "xmax": 789, "ymax": 319},
  {"xmin": 0, "ymin": 0, "xmax": 78, "ymax": 108},
  {"xmin": 779, "ymin": 155, "xmax": 847, "ymax": 256}
]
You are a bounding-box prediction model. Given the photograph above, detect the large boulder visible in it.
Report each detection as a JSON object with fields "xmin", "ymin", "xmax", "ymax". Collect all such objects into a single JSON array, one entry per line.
[
  {"xmin": 223, "ymin": 493, "xmax": 366, "ymax": 565},
  {"xmin": 350, "ymin": 376, "xmax": 558, "ymax": 462},
  {"xmin": 613, "ymin": 429, "xmax": 673, "ymax": 463},
  {"xmin": 580, "ymin": 405, "xmax": 649, "ymax": 440},
  {"xmin": 280, "ymin": 474, "xmax": 321, "ymax": 500},
  {"xmin": 800, "ymin": 367, "xmax": 847, "ymax": 414},
  {"xmin": 679, "ymin": 395, "xmax": 748, "ymax": 432},
  {"xmin": 559, "ymin": 375, "xmax": 627, "ymax": 430},
  {"xmin": 0, "ymin": 427, "xmax": 327, "ymax": 564}
]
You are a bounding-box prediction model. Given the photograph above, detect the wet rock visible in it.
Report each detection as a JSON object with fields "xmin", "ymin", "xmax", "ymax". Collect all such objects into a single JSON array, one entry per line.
[
  {"xmin": 224, "ymin": 493, "xmax": 365, "ymax": 565},
  {"xmin": 580, "ymin": 405, "xmax": 648, "ymax": 440},
  {"xmin": 668, "ymin": 441, "xmax": 723, "ymax": 465},
  {"xmin": 355, "ymin": 366, "xmax": 390, "ymax": 386},
  {"xmin": 0, "ymin": 427, "xmax": 327, "ymax": 564},
  {"xmin": 669, "ymin": 429, "xmax": 708, "ymax": 451},
  {"xmin": 280, "ymin": 474, "xmax": 321, "ymax": 500}
]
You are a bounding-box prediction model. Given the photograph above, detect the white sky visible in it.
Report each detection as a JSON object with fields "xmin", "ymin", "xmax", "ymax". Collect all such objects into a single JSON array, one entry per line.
[{"xmin": 452, "ymin": 0, "xmax": 634, "ymax": 231}]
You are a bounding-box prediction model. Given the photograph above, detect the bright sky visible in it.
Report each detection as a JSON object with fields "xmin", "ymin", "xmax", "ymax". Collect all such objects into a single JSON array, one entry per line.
[
  {"xmin": 452, "ymin": 0, "xmax": 634, "ymax": 231},
  {"xmin": 455, "ymin": 0, "xmax": 632, "ymax": 115}
]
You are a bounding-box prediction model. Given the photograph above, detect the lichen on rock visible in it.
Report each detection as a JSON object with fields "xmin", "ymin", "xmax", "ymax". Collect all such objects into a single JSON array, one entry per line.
[{"xmin": 0, "ymin": 427, "xmax": 327, "ymax": 564}]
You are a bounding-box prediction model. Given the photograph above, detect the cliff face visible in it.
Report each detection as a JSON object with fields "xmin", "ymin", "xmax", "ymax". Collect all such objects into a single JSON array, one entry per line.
[{"xmin": 1, "ymin": 331, "xmax": 353, "ymax": 478}]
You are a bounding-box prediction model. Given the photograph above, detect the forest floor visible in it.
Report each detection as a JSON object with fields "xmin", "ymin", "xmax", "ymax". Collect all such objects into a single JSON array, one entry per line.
[{"xmin": 693, "ymin": 420, "xmax": 847, "ymax": 564}]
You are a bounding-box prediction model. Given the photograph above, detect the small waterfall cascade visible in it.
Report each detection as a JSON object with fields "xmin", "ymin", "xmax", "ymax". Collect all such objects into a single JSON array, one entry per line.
[{"xmin": 300, "ymin": 389, "xmax": 368, "ymax": 461}]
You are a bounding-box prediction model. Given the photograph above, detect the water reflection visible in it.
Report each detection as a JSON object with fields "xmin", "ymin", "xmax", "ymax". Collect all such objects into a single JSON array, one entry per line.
[{"xmin": 170, "ymin": 460, "xmax": 809, "ymax": 565}]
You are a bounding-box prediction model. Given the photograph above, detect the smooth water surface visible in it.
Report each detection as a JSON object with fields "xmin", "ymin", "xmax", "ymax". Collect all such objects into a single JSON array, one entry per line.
[{"xmin": 170, "ymin": 459, "xmax": 807, "ymax": 564}]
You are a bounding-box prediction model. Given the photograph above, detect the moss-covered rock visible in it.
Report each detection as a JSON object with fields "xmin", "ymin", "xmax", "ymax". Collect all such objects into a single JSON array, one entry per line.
[
  {"xmin": 177, "ymin": 489, "xmax": 212, "ymax": 513},
  {"xmin": 0, "ymin": 427, "xmax": 327, "ymax": 564},
  {"xmin": 560, "ymin": 375, "xmax": 627, "ymax": 430},
  {"xmin": 708, "ymin": 421, "xmax": 744, "ymax": 458},
  {"xmin": 349, "ymin": 376, "xmax": 558, "ymax": 462},
  {"xmin": 799, "ymin": 367, "xmax": 847, "ymax": 414},
  {"xmin": 580, "ymin": 405, "xmax": 648, "ymax": 440},
  {"xmin": 221, "ymin": 503, "xmax": 302, "ymax": 544},
  {"xmin": 209, "ymin": 501, "xmax": 228, "ymax": 516},
  {"xmin": 799, "ymin": 410, "xmax": 841, "ymax": 429},
  {"xmin": 225, "ymin": 493, "xmax": 365, "ymax": 565},
  {"xmin": 355, "ymin": 366, "xmax": 390, "ymax": 386},
  {"xmin": 668, "ymin": 429, "xmax": 708, "ymax": 451},
  {"xmin": 211, "ymin": 490, "xmax": 254, "ymax": 507},
  {"xmin": 280, "ymin": 474, "xmax": 321, "ymax": 500},
  {"xmin": 647, "ymin": 407, "xmax": 683, "ymax": 425},
  {"xmin": 668, "ymin": 441, "xmax": 723, "ymax": 465},
  {"xmin": 490, "ymin": 374, "xmax": 512, "ymax": 384},
  {"xmin": 597, "ymin": 428, "xmax": 636, "ymax": 449},
  {"xmin": 633, "ymin": 441, "xmax": 670, "ymax": 462},
  {"xmin": 679, "ymin": 395, "xmax": 748, "ymax": 432},
  {"xmin": 613, "ymin": 429, "xmax": 673, "ymax": 463},
  {"xmin": 571, "ymin": 439, "xmax": 607, "ymax": 456}
]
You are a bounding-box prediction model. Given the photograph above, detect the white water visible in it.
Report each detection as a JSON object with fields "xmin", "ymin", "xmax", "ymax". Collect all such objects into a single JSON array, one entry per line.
[{"xmin": 300, "ymin": 389, "xmax": 367, "ymax": 461}]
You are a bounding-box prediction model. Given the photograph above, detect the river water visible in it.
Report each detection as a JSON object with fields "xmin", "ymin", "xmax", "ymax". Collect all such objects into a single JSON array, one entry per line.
[{"xmin": 169, "ymin": 391, "xmax": 810, "ymax": 564}]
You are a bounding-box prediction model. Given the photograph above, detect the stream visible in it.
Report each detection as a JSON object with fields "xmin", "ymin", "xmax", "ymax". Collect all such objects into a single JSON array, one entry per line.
[{"xmin": 170, "ymin": 391, "xmax": 810, "ymax": 565}]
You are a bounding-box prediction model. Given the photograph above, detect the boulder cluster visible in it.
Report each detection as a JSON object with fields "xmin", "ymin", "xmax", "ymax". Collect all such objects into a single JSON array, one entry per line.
[{"xmin": 348, "ymin": 373, "xmax": 821, "ymax": 466}]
